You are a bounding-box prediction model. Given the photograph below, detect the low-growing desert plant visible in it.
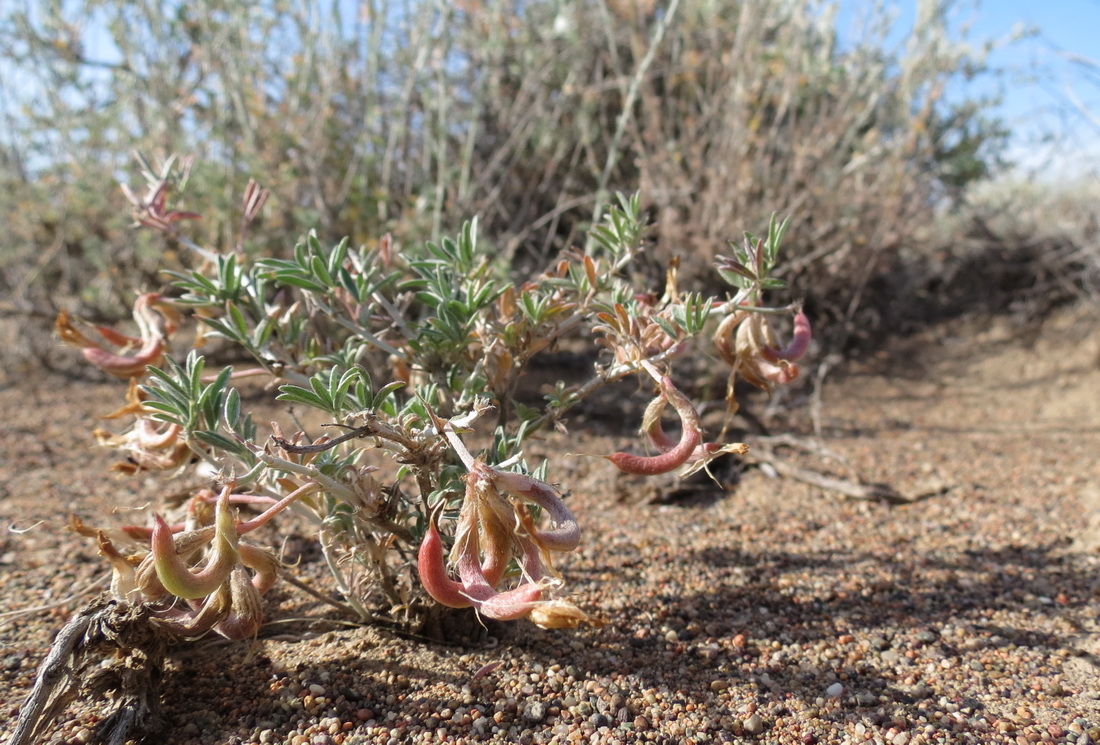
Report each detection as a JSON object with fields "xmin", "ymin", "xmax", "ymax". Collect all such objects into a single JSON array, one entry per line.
[{"xmin": 58, "ymin": 156, "xmax": 811, "ymax": 640}]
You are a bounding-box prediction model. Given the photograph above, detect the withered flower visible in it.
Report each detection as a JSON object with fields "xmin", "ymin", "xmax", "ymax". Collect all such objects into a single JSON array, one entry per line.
[
  {"xmin": 70, "ymin": 482, "xmax": 314, "ymax": 641},
  {"xmin": 120, "ymin": 163, "xmax": 202, "ymax": 233},
  {"xmin": 96, "ymin": 418, "xmax": 192, "ymax": 473},
  {"xmin": 715, "ymin": 307, "xmax": 812, "ymax": 413}
]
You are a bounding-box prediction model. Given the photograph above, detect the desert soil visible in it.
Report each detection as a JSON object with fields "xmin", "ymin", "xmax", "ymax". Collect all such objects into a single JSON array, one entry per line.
[{"xmin": 2, "ymin": 305, "xmax": 1100, "ymax": 745}]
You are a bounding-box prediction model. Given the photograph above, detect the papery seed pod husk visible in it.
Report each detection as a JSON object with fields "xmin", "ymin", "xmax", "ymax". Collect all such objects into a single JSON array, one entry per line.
[
  {"xmin": 96, "ymin": 532, "xmax": 142, "ymax": 602},
  {"xmin": 528, "ymin": 599, "xmax": 602, "ymax": 629},
  {"xmin": 152, "ymin": 583, "xmax": 231, "ymax": 639},
  {"xmin": 215, "ymin": 565, "xmax": 265, "ymax": 640}
]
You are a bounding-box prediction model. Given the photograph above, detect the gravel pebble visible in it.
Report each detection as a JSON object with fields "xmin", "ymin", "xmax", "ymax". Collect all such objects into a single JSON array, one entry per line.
[{"xmin": 523, "ymin": 701, "xmax": 547, "ymax": 723}]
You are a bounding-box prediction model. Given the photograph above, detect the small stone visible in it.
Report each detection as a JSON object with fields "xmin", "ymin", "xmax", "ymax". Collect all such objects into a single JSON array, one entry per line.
[
  {"xmin": 892, "ymin": 732, "xmax": 910, "ymax": 745},
  {"xmin": 915, "ymin": 630, "xmax": 939, "ymax": 644},
  {"xmin": 308, "ymin": 683, "xmax": 326, "ymax": 696},
  {"xmin": 523, "ymin": 701, "xmax": 547, "ymax": 723},
  {"xmin": 711, "ymin": 679, "xmax": 730, "ymax": 692},
  {"xmin": 743, "ymin": 713, "xmax": 764, "ymax": 735},
  {"xmin": 826, "ymin": 682, "xmax": 844, "ymax": 698}
]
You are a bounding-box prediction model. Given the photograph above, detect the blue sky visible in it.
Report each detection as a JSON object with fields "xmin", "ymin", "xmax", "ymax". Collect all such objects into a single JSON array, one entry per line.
[
  {"xmin": 965, "ymin": 0, "xmax": 1099, "ymax": 176},
  {"xmin": 870, "ymin": 0, "xmax": 1100, "ymax": 178}
]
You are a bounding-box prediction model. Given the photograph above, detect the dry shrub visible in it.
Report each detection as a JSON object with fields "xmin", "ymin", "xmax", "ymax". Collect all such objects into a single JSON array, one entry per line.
[
  {"xmin": 1, "ymin": 0, "xmax": 1004, "ymax": 344},
  {"xmin": 954, "ymin": 176, "xmax": 1100, "ymax": 314}
]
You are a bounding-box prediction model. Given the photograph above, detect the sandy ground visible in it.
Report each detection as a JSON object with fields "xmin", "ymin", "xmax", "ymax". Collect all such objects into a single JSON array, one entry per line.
[{"xmin": 2, "ymin": 305, "xmax": 1100, "ymax": 745}]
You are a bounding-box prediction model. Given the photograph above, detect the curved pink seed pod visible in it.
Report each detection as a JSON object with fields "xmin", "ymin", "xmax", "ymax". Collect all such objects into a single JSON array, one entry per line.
[
  {"xmin": 238, "ymin": 543, "xmax": 280, "ymax": 595},
  {"xmin": 477, "ymin": 527, "xmax": 510, "ymax": 589},
  {"xmin": 417, "ymin": 514, "xmax": 474, "ymax": 609},
  {"xmin": 454, "ymin": 533, "xmax": 498, "ymax": 602},
  {"xmin": 82, "ymin": 339, "xmax": 165, "ymax": 378},
  {"xmin": 607, "ymin": 429, "xmax": 701, "ymax": 475},
  {"xmin": 607, "ymin": 377, "xmax": 702, "ymax": 476},
  {"xmin": 762, "ymin": 311, "xmax": 811, "ymax": 363},
  {"xmin": 646, "ymin": 420, "xmax": 679, "ymax": 453},
  {"xmin": 455, "ymin": 539, "xmax": 543, "ymax": 621},
  {"xmin": 152, "ymin": 488, "xmax": 239, "ymax": 599},
  {"xmin": 61, "ymin": 292, "xmax": 178, "ymax": 378},
  {"xmin": 488, "ymin": 467, "xmax": 580, "ymax": 551},
  {"xmin": 94, "ymin": 325, "xmax": 142, "ymax": 347},
  {"xmin": 478, "ymin": 583, "xmax": 544, "ymax": 621}
]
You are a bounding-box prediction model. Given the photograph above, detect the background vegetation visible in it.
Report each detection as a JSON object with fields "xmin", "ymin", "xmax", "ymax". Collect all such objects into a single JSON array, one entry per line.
[{"xmin": 0, "ymin": 0, "xmax": 1095, "ymax": 367}]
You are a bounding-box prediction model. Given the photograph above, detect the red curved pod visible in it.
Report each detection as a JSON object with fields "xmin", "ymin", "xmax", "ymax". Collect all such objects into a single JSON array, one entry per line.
[
  {"xmin": 762, "ymin": 311, "xmax": 811, "ymax": 363},
  {"xmin": 416, "ymin": 518, "xmax": 474, "ymax": 609}
]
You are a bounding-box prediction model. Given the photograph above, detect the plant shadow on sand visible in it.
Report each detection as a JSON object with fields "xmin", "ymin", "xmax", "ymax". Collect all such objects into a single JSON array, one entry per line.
[{"xmin": 491, "ymin": 540, "xmax": 1097, "ymax": 722}]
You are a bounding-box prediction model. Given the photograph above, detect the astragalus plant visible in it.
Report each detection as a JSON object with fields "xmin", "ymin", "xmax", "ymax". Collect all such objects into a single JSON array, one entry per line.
[{"xmin": 60, "ymin": 158, "xmax": 811, "ymax": 639}]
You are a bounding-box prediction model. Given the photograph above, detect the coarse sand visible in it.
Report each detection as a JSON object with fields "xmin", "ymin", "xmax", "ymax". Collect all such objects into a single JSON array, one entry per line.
[{"xmin": 2, "ymin": 306, "xmax": 1099, "ymax": 745}]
